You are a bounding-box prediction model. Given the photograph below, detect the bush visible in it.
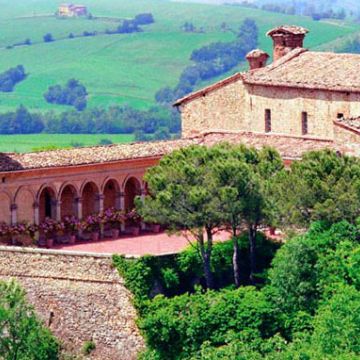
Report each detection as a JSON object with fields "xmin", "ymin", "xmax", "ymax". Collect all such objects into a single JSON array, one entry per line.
[
  {"xmin": 44, "ymin": 78, "xmax": 88, "ymax": 110},
  {"xmin": 43, "ymin": 33, "xmax": 54, "ymax": 42},
  {"xmin": 0, "ymin": 65, "xmax": 27, "ymax": 92},
  {"xmin": 82, "ymin": 340, "xmax": 96, "ymax": 355},
  {"xmin": 140, "ymin": 287, "xmax": 274, "ymax": 359},
  {"xmin": 0, "ymin": 280, "xmax": 59, "ymax": 359},
  {"xmin": 134, "ymin": 13, "xmax": 155, "ymax": 25}
]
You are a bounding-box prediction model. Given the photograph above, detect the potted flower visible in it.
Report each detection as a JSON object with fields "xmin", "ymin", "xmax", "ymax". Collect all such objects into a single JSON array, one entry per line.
[
  {"xmin": 63, "ymin": 216, "xmax": 81, "ymax": 244},
  {"xmin": 39, "ymin": 218, "xmax": 59, "ymax": 248},
  {"xmin": 152, "ymin": 223, "xmax": 161, "ymax": 233},
  {"xmin": 0, "ymin": 223, "xmax": 10, "ymax": 244},
  {"xmin": 84, "ymin": 214, "xmax": 102, "ymax": 241},
  {"xmin": 126, "ymin": 209, "xmax": 141, "ymax": 236},
  {"xmin": 103, "ymin": 208, "xmax": 125, "ymax": 239},
  {"xmin": 25, "ymin": 223, "xmax": 39, "ymax": 246}
]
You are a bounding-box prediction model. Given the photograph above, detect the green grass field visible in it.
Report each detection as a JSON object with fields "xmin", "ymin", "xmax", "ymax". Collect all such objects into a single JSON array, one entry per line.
[
  {"xmin": 0, "ymin": 0, "xmax": 357, "ymax": 113},
  {"xmin": 0, "ymin": 134, "xmax": 135, "ymax": 153}
]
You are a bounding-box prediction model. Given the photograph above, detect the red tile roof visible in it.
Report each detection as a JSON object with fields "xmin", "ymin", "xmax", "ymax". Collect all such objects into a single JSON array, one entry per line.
[
  {"xmin": 1, "ymin": 131, "xmax": 358, "ymax": 173},
  {"xmin": 243, "ymin": 49, "xmax": 360, "ymax": 93}
]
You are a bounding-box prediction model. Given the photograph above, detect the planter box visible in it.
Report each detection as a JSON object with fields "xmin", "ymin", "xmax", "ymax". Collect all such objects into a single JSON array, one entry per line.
[
  {"xmin": 152, "ymin": 224, "xmax": 161, "ymax": 233},
  {"xmin": 69, "ymin": 234, "xmax": 76, "ymax": 244},
  {"xmin": 111, "ymin": 228, "xmax": 120, "ymax": 239},
  {"xmin": 132, "ymin": 227, "xmax": 140, "ymax": 236},
  {"xmin": 91, "ymin": 232, "xmax": 100, "ymax": 242}
]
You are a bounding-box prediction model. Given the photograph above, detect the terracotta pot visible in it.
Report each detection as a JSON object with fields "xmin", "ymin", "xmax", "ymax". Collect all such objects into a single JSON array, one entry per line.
[
  {"xmin": 152, "ymin": 224, "xmax": 161, "ymax": 233},
  {"xmin": 112, "ymin": 228, "xmax": 120, "ymax": 239},
  {"xmin": 69, "ymin": 235, "xmax": 76, "ymax": 244},
  {"xmin": 92, "ymin": 232, "xmax": 100, "ymax": 242},
  {"xmin": 46, "ymin": 238, "xmax": 54, "ymax": 248},
  {"xmin": 132, "ymin": 227, "xmax": 140, "ymax": 236}
]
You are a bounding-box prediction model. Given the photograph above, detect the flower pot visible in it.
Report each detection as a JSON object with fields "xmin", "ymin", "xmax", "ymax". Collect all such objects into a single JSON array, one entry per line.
[
  {"xmin": 152, "ymin": 224, "xmax": 161, "ymax": 233},
  {"xmin": 69, "ymin": 235, "xmax": 76, "ymax": 244},
  {"xmin": 111, "ymin": 228, "xmax": 120, "ymax": 239},
  {"xmin": 46, "ymin": 238, "xmax": 54, "ymax": 248},
  {"xmin": 91, "ymin": 232, "xmax": 100, "ymax": 242},
  {"xmin": 132, "ymin": 227, "xmax": 140, "ymax": 236}
]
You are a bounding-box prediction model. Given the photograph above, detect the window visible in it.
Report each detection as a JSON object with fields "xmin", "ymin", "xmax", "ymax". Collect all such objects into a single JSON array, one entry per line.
[
  {"xmin": 265, "ymin": 109, "xmax": 271, "ymax": 133},
  {"xmin": 337, "ymin": 113, "xmax": 344, "ymax": 120},
  {"xmin": 301, "ymin": 112, "xmax": 308, "ymax": 135}
]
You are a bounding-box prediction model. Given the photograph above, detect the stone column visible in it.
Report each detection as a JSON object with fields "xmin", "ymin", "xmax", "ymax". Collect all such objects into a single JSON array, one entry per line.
[
  {"xmin": 118, "ymin": 192, "xmax": 125, "ymax": 232},
  {"xmin": 55, "ymin": 200, "xmax": 62, "ymax": 221},
  {"xmin": 140, "ymin": 187, "xmax": 146, "ymax": 231},
  {"xmin": 10, "ymin": 204, "xmax": 17, "ymax": 225},
  {"xmin": 75, "ymin": 197, "xmax": 83, "ymax": 220},
  {"xmin": 96, "ymin": 194, "xmax": 105, "ymax": 214},
  {"xmin": 33, "ymin": 201, "xmax": 40, "ymax": 225}
]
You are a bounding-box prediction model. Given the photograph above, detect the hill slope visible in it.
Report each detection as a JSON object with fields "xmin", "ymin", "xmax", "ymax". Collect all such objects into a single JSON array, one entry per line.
[{"xmin": 0, "ymin": 0, "xmax": 358, "ymax": 112}]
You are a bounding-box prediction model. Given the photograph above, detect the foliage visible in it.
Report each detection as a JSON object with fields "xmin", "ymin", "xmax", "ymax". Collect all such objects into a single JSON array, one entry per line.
[
  {"xmin": 0, "ymin": 280, "xmax": 59, "ymax": 359},
  {"xmin": 0, "ymin": 105, "xmax": 180, "ymax": 137},
  {"xmin": 134, "ymin": 13, "xmax": 155, "ymax": 25},
  {"xmin": 156, "ymin": 18, "xmax": 258, "ymax": 105},
  {"xmin": 44, "ymin": 79, "xmax": 88, "ymax": 111},
  {"xmin": 82, "ymin": 340, "xmax": 96, "ymax": 355},
  {"xmin": 273, "ymin": 150, "xmax": 360, "ymax": 228},
  {"xmin": 0, "ymin": 65, "xmax": 26, "ymax": 92},
  {"xmin": 140, "ymin": 287, "xmax": 274, "ymax": 359},
  {"xmin": 43, "ymin": 33, "xmax": 54, "ymax": 42}
]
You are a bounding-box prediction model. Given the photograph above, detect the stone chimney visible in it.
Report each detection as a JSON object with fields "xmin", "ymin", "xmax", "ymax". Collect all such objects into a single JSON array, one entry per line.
[
  {"xmin": 267, "ymin": 25, "xmax": 309, "ymax": 62},
  {"xmin": 246, "ymin": 49, "xmax": 270, "ymax": 70}
]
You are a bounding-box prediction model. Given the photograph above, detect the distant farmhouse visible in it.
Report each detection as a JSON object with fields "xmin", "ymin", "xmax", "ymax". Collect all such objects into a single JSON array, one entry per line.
[{"xmin": 58, "ymin": 3, "xmax": 88, "ymax": 17}]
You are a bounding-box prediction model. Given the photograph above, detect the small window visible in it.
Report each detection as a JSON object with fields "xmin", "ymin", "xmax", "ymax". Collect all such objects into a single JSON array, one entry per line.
[
  {"xmin": 301, "ymin": 112, "xmax": 308, "ymax": 135},
  {"xmin": 265, "ymin": 109, "xmax": 271, "ymax": 133},
  {"xmin": 337, "ymin": 113, "xmax": 344, "ymax": 120}
]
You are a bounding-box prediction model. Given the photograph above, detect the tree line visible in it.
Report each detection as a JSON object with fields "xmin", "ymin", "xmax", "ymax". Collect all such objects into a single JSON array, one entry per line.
[
  {"xmin": 237, "ymin": 1, "xmax": 347, "ymax": 20},
  {"xmin": 0, "ymin": 105, "xmax": 180, "ymax": 138},
  {"xmin": 155, "ymin": 18, "xmax": 258, "ymax": 105}
]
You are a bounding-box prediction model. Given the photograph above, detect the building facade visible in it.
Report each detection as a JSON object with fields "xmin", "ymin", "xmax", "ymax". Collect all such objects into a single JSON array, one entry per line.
[
  {"xmin": 58, "ymin": 4, "xmax": 87, "ymax": 17},
  {"xmin": 0, "ymin": 25, "xmax": 359, "ymax": 228}
]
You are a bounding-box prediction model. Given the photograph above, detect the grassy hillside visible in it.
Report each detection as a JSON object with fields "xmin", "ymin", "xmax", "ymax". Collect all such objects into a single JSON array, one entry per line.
[
  {"xmin": 0, "ymin": 0, "xmax": 357, "ymax": 113},
  {"xmin": 0, "ymin": 133, "xmax": 135, "ymax": 153}
]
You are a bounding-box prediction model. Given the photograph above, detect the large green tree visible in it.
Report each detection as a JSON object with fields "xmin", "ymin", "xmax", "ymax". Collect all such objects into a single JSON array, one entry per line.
[
  {"xmin": 273, "ymin": 150, "xmax": 360, "ymax": 228},
  {"xmin": 138, "ymin": 145, "xmax": 222, "ymax": 289},
  {"xmin": 211, "ymin": 144, "xmax": 282, "ymax": 285},
  {"xmin": 0, "ymin": 280, "xmax": 59, "ymax": 360}
]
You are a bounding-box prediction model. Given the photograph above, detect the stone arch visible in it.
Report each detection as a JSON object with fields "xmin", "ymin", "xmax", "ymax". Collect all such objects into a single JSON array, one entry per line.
[
  {"xmin": 15, "ymin": 187, "xmax": 35, "ymax": 223},
  {"xmin": 103, "ymin": 178, "xmax": 120, "ymax": 210},
  {"xmin": 0, "ymin": 191, "xmax": 11, "ymax": 224},
  {"xmin": 124, "ymin": 177, "xmax": 141, "ymax": 211},
  {"xmin": 59, "ymin": 183, "xmax": 79, "ymax": 219},
  {"xmin": 37, "ymin": 185, "xmax": 57, "ymax": 222},
  {"xmin": 81, "ymin": 181, "xmax": 100, "ymax": 218}
]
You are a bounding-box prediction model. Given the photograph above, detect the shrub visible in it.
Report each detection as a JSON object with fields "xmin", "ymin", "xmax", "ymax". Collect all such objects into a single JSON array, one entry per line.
[
  {"xmin": 82, "ymin": 340, "xmax": 96, "ymax": 355},
  {"xmin": 43, "ymin": 33, "xmax": 54, "ymax": 42},
  {"xmin": 0, "ymin": 65, "xmax": 27, "ymax": 92}
]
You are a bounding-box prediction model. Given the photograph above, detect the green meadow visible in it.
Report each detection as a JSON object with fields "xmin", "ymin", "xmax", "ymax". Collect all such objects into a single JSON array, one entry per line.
[
  {"xmin": 0, "ymin": 133, "xmax": 135, "ymax": 153},
  {"xmin": 0, "ymin": 0, "xmax": 357, "ymax": 112}
]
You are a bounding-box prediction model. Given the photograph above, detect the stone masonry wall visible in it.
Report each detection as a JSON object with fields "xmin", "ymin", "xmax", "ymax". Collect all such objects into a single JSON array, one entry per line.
[
  {"xmin": 0, "ymin": 247, "xmax": 145, "ymax": 359},
  {"xmin": 181, "ymin": 79, "xmax": 360, "ymax": 140}
]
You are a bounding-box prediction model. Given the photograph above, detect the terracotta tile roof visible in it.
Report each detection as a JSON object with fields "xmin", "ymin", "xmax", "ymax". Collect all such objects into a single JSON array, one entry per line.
[
  {"xmin": 1, "ymin": 132, "xmax": 358, "ymax": 173},
  {"xmin": 243, "ymin": 49, "xmax": 360, "ymax": 93},
  {"xmin": 0, "ymin": 138, "xmax": 200, "ymax": 173},
  {"xmin": 266, "ymin": 25, "xmax": 309, "ymax": 36},
  {"xmin": 200, "ymin": 131, "xmax": 341, "ymax": 159}
]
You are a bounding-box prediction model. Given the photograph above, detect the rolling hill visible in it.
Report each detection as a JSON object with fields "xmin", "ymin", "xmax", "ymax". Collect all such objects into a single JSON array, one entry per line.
[{"xmin": 0, "ymin": 0, "xmax": 357, "ymax": 113}]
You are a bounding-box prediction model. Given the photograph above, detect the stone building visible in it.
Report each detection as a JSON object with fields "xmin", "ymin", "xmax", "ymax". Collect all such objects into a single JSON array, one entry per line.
[
  {"xmin": 175, "ymin": 25, "xmax": 360, "ymax": 145},
  {"xmin": 0, "ymin": 25, "xmax": 359, "ymax": 227}
]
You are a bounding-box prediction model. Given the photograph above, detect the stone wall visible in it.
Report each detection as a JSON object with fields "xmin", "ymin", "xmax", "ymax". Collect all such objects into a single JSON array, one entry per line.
[
  {"xmin": 0, "ymin": 247, "xmax": 145, "ymax": 359},
  {"xmin": 181, "ymin": 79, "xmax": 360, "ymax": 141},
  {"xmin": 181, "ymin": 79, "xmax": 247, "ymax": 138}
]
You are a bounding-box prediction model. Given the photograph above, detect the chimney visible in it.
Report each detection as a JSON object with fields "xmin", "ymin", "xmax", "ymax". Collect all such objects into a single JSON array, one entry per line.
[
  {"xmin": 246, "ymin": 49, "xmax": 269, "ymax": 70},
  {"xmin": 267, "ymin": 25, "xmax": 309, "ymax": 62}
]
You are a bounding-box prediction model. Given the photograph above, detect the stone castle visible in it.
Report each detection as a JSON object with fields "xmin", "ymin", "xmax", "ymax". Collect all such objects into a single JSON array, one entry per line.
[{"xmin": 0, "ymin": 25, "xmax": 359, "ymax": 227}]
